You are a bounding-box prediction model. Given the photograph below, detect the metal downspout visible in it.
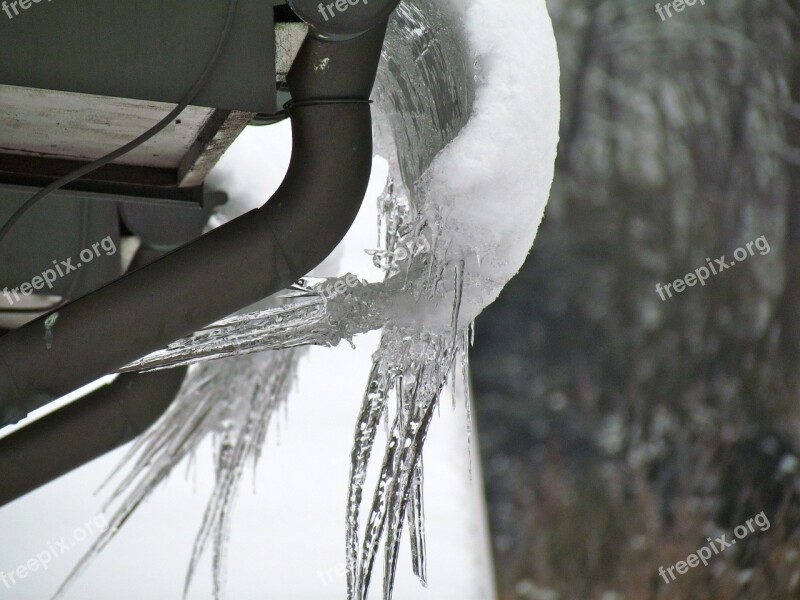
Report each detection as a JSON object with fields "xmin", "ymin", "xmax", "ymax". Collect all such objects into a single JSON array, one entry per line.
[{"xmin": 0, "ymin": 22, "xmax": 389, "ymax": 427}]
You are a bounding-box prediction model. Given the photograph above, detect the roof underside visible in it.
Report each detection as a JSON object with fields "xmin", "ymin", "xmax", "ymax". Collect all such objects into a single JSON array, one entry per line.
[{"xmin": 0, "ymin": 1, "xmax": 306, "ymax": 194}]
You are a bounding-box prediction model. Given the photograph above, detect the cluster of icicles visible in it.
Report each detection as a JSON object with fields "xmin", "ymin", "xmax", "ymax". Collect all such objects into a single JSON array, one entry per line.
[{"xmin": 54, "ymin": 2, "xmax": 477, "ymax": 600}]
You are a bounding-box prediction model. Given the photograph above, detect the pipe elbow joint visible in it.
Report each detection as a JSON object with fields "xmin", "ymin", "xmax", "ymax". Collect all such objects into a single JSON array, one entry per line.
[
  {"xmin": 0, "ymin": 18, "xmax": 391, "ymax": 422},
  {"xmin": 288, "ymin": 0, "xmax": 400, "ymax": 39}
]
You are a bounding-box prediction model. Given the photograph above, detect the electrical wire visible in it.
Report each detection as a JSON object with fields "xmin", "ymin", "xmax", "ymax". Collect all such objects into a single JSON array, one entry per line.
[{"xmin": 0, "ymin": 0, "xmax": 240, "ymax": 248}]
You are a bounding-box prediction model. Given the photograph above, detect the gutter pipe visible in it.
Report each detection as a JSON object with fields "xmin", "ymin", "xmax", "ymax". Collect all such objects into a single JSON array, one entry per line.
[{"xmin": 0, "ymin": 22, "xmax": 390, "ymax": 427}]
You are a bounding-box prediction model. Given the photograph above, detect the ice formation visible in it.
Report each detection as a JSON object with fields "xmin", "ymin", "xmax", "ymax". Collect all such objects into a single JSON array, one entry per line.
[
  {"xmin": 57, "ymin": 0, "xmax": 560, "ymax": 598},
  {"xmin": 53, "ymin": 350, "xmax": 300, "ymax": 599}
]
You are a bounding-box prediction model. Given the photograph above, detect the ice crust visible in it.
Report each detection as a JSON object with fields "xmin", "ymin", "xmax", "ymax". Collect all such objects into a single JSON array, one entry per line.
[{"xmin": 57, "ymin": 1, "xmax": 560, "ymax": 599}]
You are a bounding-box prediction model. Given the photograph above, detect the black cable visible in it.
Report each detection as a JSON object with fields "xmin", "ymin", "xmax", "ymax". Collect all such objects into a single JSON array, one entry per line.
[
  {"xmin": 283, "ymin": 97, "xmax": 373, "ymax": 114},
  {"xmin": 249, "ymin": 97, "xmax": 373, "ymax": 127},
  {"xmin": 0, "ymin": 0, "xmax": 240, "ymax": 247}
]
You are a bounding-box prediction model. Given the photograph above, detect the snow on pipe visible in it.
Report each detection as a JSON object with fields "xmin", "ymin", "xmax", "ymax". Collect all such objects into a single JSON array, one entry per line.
[{"xmin": 0, "ymin": 21, "xmax": 390, "ymax": 428}]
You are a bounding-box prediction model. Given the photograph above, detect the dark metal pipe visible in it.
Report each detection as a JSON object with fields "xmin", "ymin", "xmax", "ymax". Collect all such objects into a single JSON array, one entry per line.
[
  {"xmin": 0, "ymin": 367, "xmax": 187, "ymax": 507},
  {"xmin": 0, "ymin": 242, "xmax": 188, "ymax": 506},
  {"xmin": 0, "ymin": 23, "xmax": 389, "ymax": 427}
]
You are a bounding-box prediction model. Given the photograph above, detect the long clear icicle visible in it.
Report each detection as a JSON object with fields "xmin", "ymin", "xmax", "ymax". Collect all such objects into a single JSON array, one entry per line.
[
  {"xmin": 346, "ymin": 363, "xmax": 392, "ymax": 600},
  {"xmin": 347, "ymin": 261, "xmax": 469, "ymax": 600},
  {"xmin": 121, "ymin": 296, "xmax": 381, "ymax": 373},
  {"xmin": 348, "ymin": 330, "xmax": 466, "ymax": 600},
  {"xmin": 407, "ymin": 461, "xmax": 427, "ymax": 586},
  {"xmin": 53, "ymin": 350, "xmax": 299, "ymax": 600}
]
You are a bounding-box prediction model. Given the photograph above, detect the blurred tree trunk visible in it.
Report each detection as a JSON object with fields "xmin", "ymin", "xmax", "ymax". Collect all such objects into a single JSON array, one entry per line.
[
  {"xmin": 779, "ymin": 0, "xmax": 800, "ymax": 371},
  {"xmin": 558, "ymin": 0, "xmax": 603, "ymax": 178}
]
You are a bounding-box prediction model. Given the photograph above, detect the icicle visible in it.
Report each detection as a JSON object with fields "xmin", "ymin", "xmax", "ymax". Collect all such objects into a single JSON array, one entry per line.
[
  {"xmin": 381, "ymin": 406, "xmax": 435, "ymax": 600},
  {"xmin": 355, "ymin": 409, "xmax": 405, "ymax": 600},
  {"xmin": 348, "ymin": 329, "xmax": 458, "ymax": 600},
  {"xmin": 459, "ymin": 330, "xmax": 474, "ymax": 480},
  {"xmin": 119, "ymin": 274, "xmax": 401, "ymax": 373},
  {"xmin": 55, "ymin": 350, "xmax": 299, "ymax": 600},
  {"xmin": 346, "ymin": 363, "xmax": 391, "ymax": 600},
  {"xmin": 120, "ymin": 299, "xmax": 338, "ymax": 372},
  {"xmin": 407, "ymin": 461, "xmax": 428, "ymax": 586},
  {"xmin": 381, "ymin": 361, "xmax": 426, "ymax": 599}
]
